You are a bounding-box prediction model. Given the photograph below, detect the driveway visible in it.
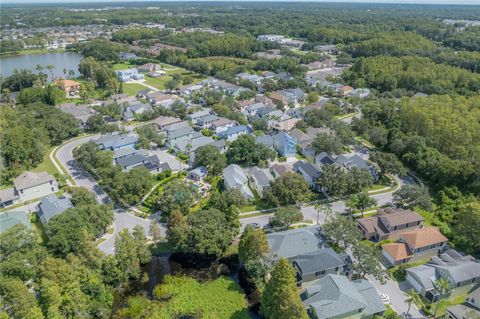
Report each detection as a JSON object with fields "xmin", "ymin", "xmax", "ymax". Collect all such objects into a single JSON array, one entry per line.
[
  {"xmin": 55, "ymin": 135, "xmax": 164, "ymax": 254},
  {"xmin": 149, "ymin": 147, "xmax": 189, "ymax": 172},
  {"xmin": 366, "ymin": 274, "xmax": 425, "ymax": 318}
]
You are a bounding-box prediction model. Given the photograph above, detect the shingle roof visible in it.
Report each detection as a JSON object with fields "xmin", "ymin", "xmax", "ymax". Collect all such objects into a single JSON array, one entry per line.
[
  {"xmin": 249, "ymin": 167, "xmax": 274, "ymax": 188},
  {"xmin": 95, "ymin": 134, "xmax": 138, "ymax": 150},
  {"xmin": 267, "ymin": 226, "xmax": 322, "ymax": 260},
  {"xmin": 13, "ymin": 171, "xmax": 55, "ymax": 191},
  {"xmin": 223, "ymin": 164, "xmax": 253, "ymax": 198},
  {"xmin": 400, "ymin": 227, "xmax": 448, "ymax": 249},
  {"xmin": 167, "ymin": 126, "xmax": 194, "ymax": 139},
  {"xmin": 293, "ymin": 248, "xmax": 346, "ymax": 275},
  {"xmin": 218, "ymin": 125, "xmax": 251, "ymax": 138},
  {"xmin": 116, "ymin": 154, "xmax": 147, "ymax": 168},
  {"xmin": 378, "ymin": 208, "xmax": 424, "ymax": 228},
  {"xmin": 38, "ymin": 194, "xmax": 73, "ymax": 224},
  {"xmin": 303, "ymin": 274, "xmax": 385, "ymax": 319},
  {"xmin": 382, "ymin": 243, "xmax": 411, "ymax": 261}
]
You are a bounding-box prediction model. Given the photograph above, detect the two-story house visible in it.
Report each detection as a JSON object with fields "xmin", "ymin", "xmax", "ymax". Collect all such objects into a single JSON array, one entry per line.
[
  {"xmin": 273, "ymin": 131, "xmax": 297, "ymax": 157},
  {"xmin": 382, "ymin": 227, "xmax": 448, "ymax": 267},
  {"xmin": 356, "ymin": 208, "xmax": 424, "ymax": 241}
]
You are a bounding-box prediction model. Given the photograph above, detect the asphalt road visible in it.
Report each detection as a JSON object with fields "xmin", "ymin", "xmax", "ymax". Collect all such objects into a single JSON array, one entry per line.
[{"xmin": 55, "ymin": 135, "xmax": 158, "ymax": 254}]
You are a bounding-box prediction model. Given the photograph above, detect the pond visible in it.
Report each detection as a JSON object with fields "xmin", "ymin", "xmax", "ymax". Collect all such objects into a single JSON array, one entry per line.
[{"xmin": 0, "ymin": 52, "xmax": 83, "ymax": 79}]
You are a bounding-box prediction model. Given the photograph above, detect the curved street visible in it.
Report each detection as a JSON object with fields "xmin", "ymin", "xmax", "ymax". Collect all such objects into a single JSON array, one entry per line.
[{"xmin": 54, "ymin": 135, "xmax": 163, "ymax": 255}]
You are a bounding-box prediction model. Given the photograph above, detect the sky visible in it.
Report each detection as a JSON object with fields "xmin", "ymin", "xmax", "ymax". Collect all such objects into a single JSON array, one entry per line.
[{"xmin": 2, "ymin": 0, "xmax": 480, "ymax": 4}]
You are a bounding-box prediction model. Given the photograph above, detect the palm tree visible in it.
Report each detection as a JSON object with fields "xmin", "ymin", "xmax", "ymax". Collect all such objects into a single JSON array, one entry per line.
[
  {"xmin": 347, "ymin": 192, "xmax": 377, "ymax": 218},
  {"xmin": 433, "ymin": 278, "xmax": 451, "ymax": 317},
  {"xmin": 405, "ymin": 289, "xmax": 418, "ymax": 317},
  {"xmin": 46, "ymin": 64, "xmax": 55, "ymax": 80}
]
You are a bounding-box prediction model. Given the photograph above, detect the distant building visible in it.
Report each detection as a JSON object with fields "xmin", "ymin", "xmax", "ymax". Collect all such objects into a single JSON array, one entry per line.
[
  {"xmin": 56, "ymin": 79, "xmax": 81, "ymax": 98},
  {"xmin": 116, "ymin": 68, "xmax": 144, "ymax": 82},
  {"xmin": 119, "ymin": 52, "xmax": 138, "ymax": 60}
]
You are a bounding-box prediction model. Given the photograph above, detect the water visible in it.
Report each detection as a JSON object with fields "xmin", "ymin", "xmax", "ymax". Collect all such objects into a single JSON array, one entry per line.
[{"xmin": 0, "ymin": 52, "xmax": 83, "ymax": 79}]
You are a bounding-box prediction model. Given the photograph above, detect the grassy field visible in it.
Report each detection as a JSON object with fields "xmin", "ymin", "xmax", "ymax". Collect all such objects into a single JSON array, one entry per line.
[
  {"xmin": 144, "ymin": 75, "xmax": 172, "ymax": 90},
  {"xmin": 0, "ymin": 48, "xmax": 65, "ymax": 57},
  {"xmin": 123, "ymin": 83, "xmax": 148, "ymax": 96},
  {"xmin": 32, "ymin": 146, "xmax": 59, "ymax": 176},
  {"xmin": 151, "ymin": 275, "xmax": 250, "ymax": 319}
]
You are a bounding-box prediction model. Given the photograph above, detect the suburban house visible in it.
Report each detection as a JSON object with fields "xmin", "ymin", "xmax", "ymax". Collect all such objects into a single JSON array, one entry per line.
[
  {"xmin": 406, "ymin": 249, "xmax": 480, "ymax": 303},
  {"xmin": 0, "ymin": 171, "xmax": 58, "ymax": 207},
  {"xmin": 242, "ymin": 103, "xmax": 266, "ymax": 116},
  {"xmin": 153, "ymin": 116, "xmax": 182, "ymax": 130},
  {"xmin": 210, "ymin": 118, "xmax": 236, "ymax": 133},
  {"xmin": 348, "ymin": 88, "xmax": 371, "ymax": 98},
  {"xmin": 305, "ymin": 59, "xmax": 336, "ymax": 70},
  {"xmin": 0, "ymin": 210, "xmax": 31, "ymax": 234},
  {"xmin": 266, "ymin": 226, "xmax": 324, "ymax": 261},
  {"xmin": 165, "ymin": 126, "xmax": 194, "ymax": 149},
  {"xmin": 269, "ymin": 91, "xmax": 289, "ymax": 106},
  {"xmin": 446, "ymin": 289, "xmax": 480, "ymax": 319},
  {"xmin": 335, "ymin": 154, "xmax": 379, "ymax": 181},
  {"xmin": 117, "ymin": 68, "xmax": 144, "ymax": 82},
  {"xmin": 293, "ymin": 248, "xmax": 349, "ymax": 283},
  {"xmin": 137, "ymin": 63, "xmax": 162, "ymax": 73},
  {"xmin": 187, "ymin": 109, "xmax": 212, "ymax": 124},
  {"xmin": 382, "ymin": 227, "xmax": 448, "ymax": 267},
  {"xmin": 37, "ymin": 194, "xmax": 73, "ymax": 225},
  {"xmin": 119, "ymin": 52, "xmax": 138, "ymax": 60},
  {"xmin": 314, "ymin": 44, "xmax": 340, "ymax": 55},
  {"xmin": 147, "ymin": 92, "xmax": 179, "ymax": 107},
  {"xmin": 270, "ymin": 163, "xmax": 293, "ymax": 178},
  {"xmin": 123, "ymin": 101, "xmax": 152, "ymax": 121},
  {"xmin": 273, "ymin": 131, "xmax": 297, "ymax": 157},
  {"xmin": 196, "ymin": 114, "xmax": 220, "ymax": 129},
  {"xmin": 236, "ymin": 72, "xmax": 264, "ymax": 85},
  {"xmin": 188, "ymin": 166, "xmax": 208, "ymax": 181},
  {"xmin": 272, "ymin": 116, "xmax": 300, "ymax": 131},
  {"xmin": 177, "ymin": 84, "xmax": 203, "ymax": 96},
  {"xmin": 223, "ymin": 164, "xmax": 253, "ymax": 199},
  {"xmin": 218, "ymin": 125, "xmax": 252, "ymax": 141},
  {"xmin": 188, "ymin": 139, "xmax": 227, "ymax": 165},
  {"xmin": 302, "ymin": 274, "xmax": 385, "ymax": 319},
  {"xmin": 56, "ymin": 79, "xmax": 81, "ymax": 98},
  {"xmin": 95, "ymin": 134, "xmax": 138, "ymax": 151},
  {"xmin": 293, "ymin": 161, "xmax": 322, "ymax": 191},
  {"xmin": 247, "ymin": 167, "xmax": 274, "ymax": 196},
  {"xmin": 174, "ymin": 135, "xmax": 216, "ymax": 154},
  {"xmin": 116, "ymin": 153, "xmax": 163, "ymax": 173},
  {"xmin": 113, "ymin": 147, "xmax": 139, "ymax": 161},
  {"xmin": 58, "ymin": 103, "xmax": 95, "ymax": 127},
  {"xmin": 356, "ymin": 208, "xmax": 424, "ymax": 241}
]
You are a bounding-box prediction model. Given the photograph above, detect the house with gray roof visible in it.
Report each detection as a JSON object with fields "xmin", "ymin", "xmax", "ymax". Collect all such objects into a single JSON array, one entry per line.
[
  {"xmin": 267, "ymin": 226, "xmax": 324, "ymax": 261},
  {"xmin": 95, "ymin": 134, "xmax": 138, "ymax": 151},
  {"xmin": 446, "ymin": 289, "xmax": 480, "ymax": 319},
  {"xmin": 166, "ymin": 126, "xmax": 194, "ymax": 148},
  {"xmin": 116, "ymin": 153, "xmax": 163, "ymax": 173},
  {"xmin": 302, "ymin": 274, "xmax": 385, "ymax": 319},
  {"xmin": 196, "ymin": 114, "xmax": 220, "ymax": 129},
  {"xmin": 58, "ymin": 103, "xmax": 95, "ymax": 126},
  {"xmin": 0, "ymin": 172, "xmax": 58, "ymax": 207},
  {"xmin": 406, "ymin": 249, "xmax": 480, "ymax": 302},
  {"xmin": 123, "ymin": 101, "xmax": 152, "ymax": 121},
  {"xmin": 113, "ymin": 147, "xmax": 139, "ymax": 161},
  {"xmin": 336, "ymin": 154, "xmax": 379, "ymax": 181},
  {"xmin": 188, "ymin": 166, "xmax": 208, "ymax": 181},
  {"xmin": 0, "ymin": 210, "xmax": 31, "ymax": 234},
  {"xmin": 152, "ymin": 116, "xmax": 182, "ymax": 130},
  {"xmin": 218, "ymin": 125, "xmax": 252, "ymax": 141},
  {"xmin": 37, "ymin": 194, "xmax": 73, "ymax": 225},
  {"xmin": 174, "ymin": 136, "xmax": 215, "ymax": 154},
  {"xmin": 293, "ymin": 161, "xmax": 322, "ymax": 191},
  {"xmin": 293, "ymin": 248, "xmax": 349, "ymax": 283},
  {"xmin": 247, "ymin": 167, "xmax": 274, "ymax": 196},
  {"xmin": 186, "ymin": 109, "xmax": 212, "ymax": 124},
  {"xmin": 274, "ymin": 131, "xmax": 297, "ymax": 157},
  {"xmin": 223, "ymin": 164, "xmax": 253, "ymax": 199}
]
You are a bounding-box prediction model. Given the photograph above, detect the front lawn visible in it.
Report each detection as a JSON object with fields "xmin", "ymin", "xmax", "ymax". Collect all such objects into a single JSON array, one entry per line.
[
  {"xmin": 123, "ymin": 82, "xmax": 148, "ymax": 96},
  {"xmin": 32, "ymin": 146, "xmax": 59, "ymax": 177},
  {"xmin": 151, "ymin": 276, "xmax": 250, "ymax": 319},
  {"xmin": 144, "ymin": 75, "xmax": 172, "ymax": 90}
]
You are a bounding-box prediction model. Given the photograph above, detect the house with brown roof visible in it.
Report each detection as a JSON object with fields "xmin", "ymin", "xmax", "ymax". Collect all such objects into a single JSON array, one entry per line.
[
  {"xmin": 269, "ymin": 91, "xmax": 288, "ymax": 106},
  {"xmin": 356, "ymin": 208, "xmax": 424, "ymax": 241},
  {"xmin": 382, "ymin": 227, "xmax": 448, "ymax": 267},
  {"xmin": 56, "ymin": 79, "xmax": 81, "ymax": 98},
  {"xmin": 153, "ymin": 116, "xmax": 182, "ymax": 130}
]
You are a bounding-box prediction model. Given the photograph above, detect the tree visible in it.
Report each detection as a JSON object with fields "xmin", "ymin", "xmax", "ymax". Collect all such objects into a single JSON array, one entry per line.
[
  {"xmin": 263, "ymin": 172, "xmax": 310, "ymax": 206},
  {"xmin": 350, "ymin": 242, "xmax": 388, "ymax": 283},
  {"xmin": 261, "ymin": 259, "xmax": 308, "ymax": 319},
  {"xmin": 133, "ymin": 225, "xmax": 152, "ymax": 264},
  {"xmin": 393, "ymin": 184, "xmax": 432, "ymax": 211},
  {"xmin": 157, "ymin": 180, "xmax": 199, "ymax": 215},
  {"xmin": 165, "ymin": 79, "xmax": 179, "ymax": 91},
  {"xmin": 238, "ymin": 226, "xmax": 269, "ymax": 263},
  {"xmin": 452, "ymin": 201, "xmax": 480, "ymax": 257},
  {"xmin": 306, "ymin": 91, "xmax": 320, "ymax": 104},
  {"xmin": 433, "ymin": 278, "xmax": 451, "ymax": 317},
  {"xmin": 167, "ymin": 208, "xmax": 234, "ymax": 257},
  {"xmin": 370, "ymin": 151, "xmax": 406, "ymax": 176},
  {"xmin": 194, "ymin": 145, "xmax": 227, "ymax": 175},
  {"xmin": 113, "ymin": 229, "xmax": 143, "ymax": 282},
  {"xmin": 0, "ymin": 277, "xmax": 44, "ymax": 319},
  {"xmin": 312, "ymin": 133, "xmax": 343, "ymax": 155},
  {"xmin": 346, "ymin": 192, "xmax": 377, "ymax": 217},
  {"xmin": 269, "ymin": 206, "xmax": 303, "ymax": 230},
  {"xmin": 405, "ymin": 289, "xmax": 418, "ymax": 317},
  {"xmin": 70, "ymin": 186, "xmax": 97, "ymax": 206},
  {"xmin": 322, "ymin": 213, "xmax": 361, "ymax": 250},
  {"xmin": 318, "ymin": 165, "xmax": 373, "ymax": 197},
  {"xmin": 149, "ymin": 219, "xmax": 162, "ymax": 241},
  {"xmin": 314, "ymin": 202, "xmax": 332, "ymax": 224},
  {"xmin": 226, "ymin": 134, "xmax": 276, "ymax": 167}
]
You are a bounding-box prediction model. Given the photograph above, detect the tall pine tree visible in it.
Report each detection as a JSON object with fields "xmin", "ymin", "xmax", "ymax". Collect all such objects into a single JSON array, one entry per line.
[{"xmin": 261, "ymin": 259, "xmax": 308, "ymax": 319}]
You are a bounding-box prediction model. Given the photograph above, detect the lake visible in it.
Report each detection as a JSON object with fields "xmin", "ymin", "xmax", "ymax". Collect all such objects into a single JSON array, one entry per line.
[{"xmin": 0, "ymin": 52, "xmax": 83, "ymax": 79}]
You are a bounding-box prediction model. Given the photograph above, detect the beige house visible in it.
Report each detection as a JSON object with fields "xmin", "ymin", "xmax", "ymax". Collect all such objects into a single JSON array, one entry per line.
[{"xmin": 0, "ymin": 171, "xmax": 58, "ymax": 207}]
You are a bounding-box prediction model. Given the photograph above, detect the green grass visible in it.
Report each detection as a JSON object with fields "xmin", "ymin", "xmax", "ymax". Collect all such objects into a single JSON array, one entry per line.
[
  {"xmin": 32, "ymin": 146, "xmax": 59, "ymax": 176},
  {"xmin": 434, "ymin": 294, "xmax": 467, "ymax": 317},
  {"xmin": 368, "ymin": 184, "xmax": 388, "ymax": 191},
  {"xmin": 239, "ymin": 211, "xmax": 272, "ymax": 219},
  {"xmin": 387, "ymin": 258, "xmax": 430, "ymax": 282},
  {"xmin": 123, "ymin": 83, "xmax": 149, "ymax": 96},
  {"xmin": 0, "ymin": 48, "xmax": 65, "ymax": 57},
  {"xmin": 144, "ymin": 75, "xmax": 172, "ymax": 90},
  {"xmin": 151, "ymin": 275, "xmax": 250, "ymax": 319},
  {"xmin": 113, "ymin": 62, "xmax": 135, "ymax": 70}
]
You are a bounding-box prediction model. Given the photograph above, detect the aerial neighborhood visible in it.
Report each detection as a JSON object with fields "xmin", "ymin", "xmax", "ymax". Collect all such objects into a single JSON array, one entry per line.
[{"xmin": 1, "ymin": 2, "xmax": 479, "ymax": 319}]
